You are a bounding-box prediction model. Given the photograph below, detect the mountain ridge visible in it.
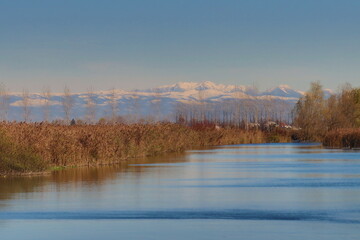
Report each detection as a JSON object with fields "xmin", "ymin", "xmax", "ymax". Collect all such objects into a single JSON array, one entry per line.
[{"xmin": 1, "ymin": 81, "xmax": 333, "ymax": 121}]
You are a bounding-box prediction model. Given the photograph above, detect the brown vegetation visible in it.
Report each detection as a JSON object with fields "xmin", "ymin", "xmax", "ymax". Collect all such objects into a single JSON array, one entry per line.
[
  {"xmin": 0, "ymin": 131, "xmax": 46, "ymax": 175},
  {"xmin": 323, "ymin": 129, "xmax": 360, "ymax": 149},
  {"xmin": 0, "ymin": 122, "xmax": 290, "ymax": 175},
  {"xmin": 293, "ymin": 82, "xmax": 360, "ymax": 145}
]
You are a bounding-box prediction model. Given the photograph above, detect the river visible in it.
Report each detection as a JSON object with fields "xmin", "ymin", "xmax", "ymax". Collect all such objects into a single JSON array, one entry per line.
[{"xmin": 1, "ymin": 143, "xmax": 360, "ymax": 239}]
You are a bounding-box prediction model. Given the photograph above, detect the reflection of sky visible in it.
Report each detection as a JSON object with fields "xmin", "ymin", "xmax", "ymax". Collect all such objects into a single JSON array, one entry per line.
[
  {"xmin": 1, "ymin": 143, "xmax": 360, "ymax": 239},
  {"xmin": 0, "ymin": 143, "xmax": 359, "ymax": 212},
  {"xmin": 1, "ymin": 1, "xmax": 360, "ymax": 92}
]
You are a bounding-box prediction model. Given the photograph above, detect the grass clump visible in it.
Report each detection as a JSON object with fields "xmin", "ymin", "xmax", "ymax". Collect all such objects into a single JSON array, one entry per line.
[{"xmin": 0, "ymin": 132, "xmax": 46, "ymax": 175}]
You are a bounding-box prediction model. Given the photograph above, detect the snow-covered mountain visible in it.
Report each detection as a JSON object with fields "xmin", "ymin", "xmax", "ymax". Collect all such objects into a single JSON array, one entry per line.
[
  {"xmin": 1, "ymin": 81, "xmax": 326, "ymax": 122},
  {"xmin": 147, "ymin": 81, "xmax": 304, "ymax": 98},
  {"xmin": 260, "ymin": 85, "xmax": 304, "ymax": 98},
  {"xmin": 151, "ymin": 81, "xmax": 240, "ymax": 93}
]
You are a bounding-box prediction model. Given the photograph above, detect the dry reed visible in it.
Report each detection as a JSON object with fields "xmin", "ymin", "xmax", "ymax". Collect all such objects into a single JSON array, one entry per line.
[
  {"xmin": 323, "ymin": 128, "xmax": 360, "ymax": 149},
  {"xmin": 0, "ymin": 122, "xmax": 290, "ymax": 175}
]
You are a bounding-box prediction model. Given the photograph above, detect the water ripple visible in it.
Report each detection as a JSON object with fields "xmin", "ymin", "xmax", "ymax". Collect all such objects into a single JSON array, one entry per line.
[{"xmin": 1, "ymin": 209, "xmax": 359, "ymax": 224}]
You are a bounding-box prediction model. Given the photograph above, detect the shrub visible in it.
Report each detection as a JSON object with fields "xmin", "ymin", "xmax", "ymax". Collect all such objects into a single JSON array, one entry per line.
[{"xmin": 323, "ymin": 129, "xmax": 360, "ymax": 148}]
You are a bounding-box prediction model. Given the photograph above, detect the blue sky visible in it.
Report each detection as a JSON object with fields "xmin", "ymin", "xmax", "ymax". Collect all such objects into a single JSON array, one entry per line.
[{"xmin": 0, "ymin": 0, "xmax": 359, "ymax": 92}]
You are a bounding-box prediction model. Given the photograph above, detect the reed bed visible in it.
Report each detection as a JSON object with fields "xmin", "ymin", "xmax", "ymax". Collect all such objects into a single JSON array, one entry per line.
[
  {"xmin": 323, "ymin": 128, "xmax": 360, "ymax": 149},
  {"xmin": 0, "ymin": 122, "xmax": 290, "ymax": 175},
  {"xmin": 0, "ymin": 131, "xmax": 47, "ymax": 175}
]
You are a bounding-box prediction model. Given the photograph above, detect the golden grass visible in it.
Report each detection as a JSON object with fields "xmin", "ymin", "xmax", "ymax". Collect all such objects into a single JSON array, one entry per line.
[
  {"xmin": 0, "ymin": 122, "xmax": 291, "ymax": 175},
  {"xmin": 0, "ymin": 130, "xmax": 46, "ymax": 175}
]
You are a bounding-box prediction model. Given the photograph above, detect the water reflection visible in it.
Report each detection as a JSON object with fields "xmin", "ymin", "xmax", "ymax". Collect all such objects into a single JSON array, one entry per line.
[
  {"xmin": 0, "ymin": 152, "xmax": 188, "ymax": 205},
  {"xmin": 1, "ymin": 143, "xmax": 360, "ymax": 240}
]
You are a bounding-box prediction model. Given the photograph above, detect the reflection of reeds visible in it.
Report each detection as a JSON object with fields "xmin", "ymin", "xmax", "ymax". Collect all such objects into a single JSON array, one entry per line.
[
  {"xmin": 0, "ymin": 122, "xmax": 290, "ymax": 174},
  {"xmin": 323, "ymin": 129, "xmax": 360, "ymax": 149}
]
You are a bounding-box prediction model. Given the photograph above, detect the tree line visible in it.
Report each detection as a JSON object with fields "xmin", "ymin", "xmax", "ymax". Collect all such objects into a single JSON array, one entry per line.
[
  {"xmin": 0, "ymin": 84, "xmax": 121, "ymax": 124},
  {"xmin": 293, "ymin": 82, "xmax": 360, "ymax": 141},
  {"xmin": 0, "ymin": 83, "xmax": 295, "ymax": 126},
  {"xmin": 175, "ymin": 98, "xmax": 293, "ymax": 129}
]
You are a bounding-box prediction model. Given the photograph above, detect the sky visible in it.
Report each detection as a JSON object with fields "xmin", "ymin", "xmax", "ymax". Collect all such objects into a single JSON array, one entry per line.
[{"xmin": 0, "ymin": 0, "xmax": 359, "ymax": 92}]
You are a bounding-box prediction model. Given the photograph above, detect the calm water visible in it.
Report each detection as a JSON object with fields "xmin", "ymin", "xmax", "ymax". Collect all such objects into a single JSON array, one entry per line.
[{"xmin": 1, "ymin": 143, "xmax": 360, "ymax": 240}]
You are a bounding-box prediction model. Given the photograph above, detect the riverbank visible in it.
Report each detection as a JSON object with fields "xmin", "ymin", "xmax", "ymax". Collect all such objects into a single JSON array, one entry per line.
[
  {"xmin": 0, "ymin": 122, "xmax": 291, "ymax": 176},
  {"xmin": 323, "ymin": 128, "xmax": 360, "ymax": 149}
]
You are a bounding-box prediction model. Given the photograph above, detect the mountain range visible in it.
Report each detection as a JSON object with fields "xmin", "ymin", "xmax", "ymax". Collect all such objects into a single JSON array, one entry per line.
[{"xmin": 3, "ymin": 81, "xmax": 333, "ymax": 122}]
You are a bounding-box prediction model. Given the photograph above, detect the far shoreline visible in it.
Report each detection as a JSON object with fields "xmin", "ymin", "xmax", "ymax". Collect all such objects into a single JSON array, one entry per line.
[{"xmin": 0, "ymin": 122, "xmax": 292, "ymax": 176}]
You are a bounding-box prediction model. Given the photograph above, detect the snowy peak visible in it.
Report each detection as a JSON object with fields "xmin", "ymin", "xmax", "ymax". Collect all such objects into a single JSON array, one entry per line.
[
  {"xmin": 262, "ymin": 85, "xmax": 303, "ymax": 98},
  {"xmin": 153, "ymin": 82, "xmax": 198, "ymax": 92},
  {"xmin": 195, "ymin": 81, "xmax": 225, "ymax": 91},
  {"xmin": 153, "ymin": 81, "xmax": 239, "ymax": 93},
  {"xmin": 144, "ymin": 81, "xmax": 308, "ymax": 101},
  {"xmin": 3, "ymin": 81, "xmax": 335, "ymax": 121},
  {"xmin": 323, "ymin": 88, "xmax": 335, "ymax": 98}
]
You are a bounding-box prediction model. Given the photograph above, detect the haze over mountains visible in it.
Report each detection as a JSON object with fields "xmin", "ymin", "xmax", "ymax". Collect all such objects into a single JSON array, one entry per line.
[
  {"xmin": 4, "ymin": 81, "xmax": 333, "ymax": 122},
  {"xmin": 148, "ymin": 81, "xmax": 299, "ymax": 99}
]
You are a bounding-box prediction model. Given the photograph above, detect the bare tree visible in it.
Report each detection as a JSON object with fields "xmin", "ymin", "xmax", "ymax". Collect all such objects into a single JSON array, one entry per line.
[
  {"xmin": 198, "ymin": 88, "xmax": 207, "ymax": 122},
  {"xmin": 337, "ymin": 83, "xmax": 356, "ymax": 128},
  {"xmin": 262, "ymin": 95, "xmax": 273, "ymax": 122},
  {"xmin": 42, "ymin": 86, "xmax": 52, "ymax": 122},
  {"xmin": 294, "ymin": 81, "xmax": 326, "ymax": 141},
  {"xmin": 62, "ymin": 85, "xmax": 74, "ymax": 123},
  {"xmin": 108, "ymin": 88, "xmax": 118, "ymax": 124},
  {"xmin": 174, "ymin": 102, "xmax": 187, "ymax": 124},
  {"xmin": 21, "ymin": 88, "xmax": 31, "ymax": 122},
  {"xmin": 151, "ymin": 88, "xmax": 163, "ymax": 122},
  {"xmin": 85, "ymin": 87, "xmax": 97, "ymax": 124},
  {"xmin": 128, "ymin": 91, "xmax": 140, "ymax": 123},
  {"xmin": 233, "ymin": 85, "xmax": 244, "ymax": 127},
  {"xmin": 0, "ymin": 83, "xmax": 10, "ymax": 121}
]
